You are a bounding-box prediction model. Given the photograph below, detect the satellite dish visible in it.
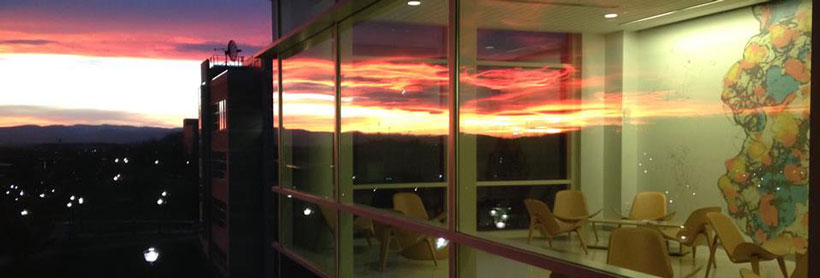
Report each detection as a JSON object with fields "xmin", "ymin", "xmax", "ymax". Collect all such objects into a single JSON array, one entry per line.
[{"xmin": 225, "ymin": 40, "xmax": 241, "ymax": 62}]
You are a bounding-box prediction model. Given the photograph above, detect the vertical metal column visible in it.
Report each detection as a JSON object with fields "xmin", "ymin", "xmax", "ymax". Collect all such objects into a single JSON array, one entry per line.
[{"xmin": 447, "ymin": 0, "xmax": 460, "ymax": 277}]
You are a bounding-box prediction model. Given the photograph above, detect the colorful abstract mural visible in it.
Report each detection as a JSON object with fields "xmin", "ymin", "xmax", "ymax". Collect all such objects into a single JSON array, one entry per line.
[{"xmin": 719, "ymin": 0, "xmax": 811, "ymax": 248}]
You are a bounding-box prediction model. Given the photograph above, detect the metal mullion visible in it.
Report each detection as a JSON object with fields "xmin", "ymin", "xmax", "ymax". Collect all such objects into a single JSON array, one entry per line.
[
  {"xmin": 275, "ymin": 54, "xmax": 285, "ymax": 278},
  {"xmin": 447, "ymin": 1, "xmax": 460, "ymax": 278},
  {"xmin": 351, "ymin": 182, "xmax": 447, "ymax": 190},
  {"xmin": 331, "ymin": 20, "xmax": 344, "ymax": 278},
  {"xmin": 475, "ymin": 180, "xmax": 571, "ymax": 187}
]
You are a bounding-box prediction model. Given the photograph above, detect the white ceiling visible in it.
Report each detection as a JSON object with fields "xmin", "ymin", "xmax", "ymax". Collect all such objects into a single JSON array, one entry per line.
[{"xmin": 365, "ymin": 0, "xmax": 769, "ymax": 33}]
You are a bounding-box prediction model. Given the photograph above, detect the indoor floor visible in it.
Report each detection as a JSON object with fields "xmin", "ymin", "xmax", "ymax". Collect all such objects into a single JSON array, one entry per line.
[{"xmin": 342, "ymin": 226, "xmax": 798, "ymax": 278}]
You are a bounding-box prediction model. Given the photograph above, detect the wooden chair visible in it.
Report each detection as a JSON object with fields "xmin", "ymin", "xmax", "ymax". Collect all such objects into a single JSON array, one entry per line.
[
  {"xmin": 705, "ymin": 212, "xmax": 789, "ymax": 277},
  {"xmin": 651, "ymin": 207, "xmax": 720, "ymax": 259},
  {"xmin": 608, "ymin": 227, "xmax": 702, "ymax": 278},
  {"xmin": 613, "ymin": 191, "xmax": 676, "ymax": 221},
  {"xmin": 553, "ymin": 190, "xmax": 601, "ymax": 242},
  {"xmin": 318, "ymin": 205, "xmax": 375, "ymax": 246},
  {"xmin": 376, "ymin": 193, "xmax": 447, "ymax": 271},
  {"xmin": 739, "ymin": 249, "xmax": 807, "ymax": 278},
  {"xmin": 524, "ymin": 198, "xmax": 589, "ymax": 254}
]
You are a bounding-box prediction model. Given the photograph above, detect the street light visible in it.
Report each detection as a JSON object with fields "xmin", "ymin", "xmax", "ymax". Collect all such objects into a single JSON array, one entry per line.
[{"xmin": 143, "ymin": 247, "xmax": 160, "ymax": 264}]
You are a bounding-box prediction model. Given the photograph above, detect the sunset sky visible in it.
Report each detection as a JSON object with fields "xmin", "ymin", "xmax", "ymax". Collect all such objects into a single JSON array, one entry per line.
[{"xmin": 0, "ymin": 0, "xmax": 271, "ymax": 128}]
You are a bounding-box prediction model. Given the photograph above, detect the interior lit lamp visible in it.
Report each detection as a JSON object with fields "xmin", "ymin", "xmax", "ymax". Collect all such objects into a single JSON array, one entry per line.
[
  {"xmin": 143, "ymin": 247, "xmax": 159, "ymax": 264},
  {"xmin": 407, "ymin": 0, "xmax": 421, "ymax": 6},
  {"xmin": 303, "ymin": 207, "xmax": 313, "ymax": 216},
  {"xmin": 20, "ymin": 209, "xmax": 28, "ymax": 216},
  {"xmin": 604, "ymin": 13, "xmax": 618, "ymax": 19}
]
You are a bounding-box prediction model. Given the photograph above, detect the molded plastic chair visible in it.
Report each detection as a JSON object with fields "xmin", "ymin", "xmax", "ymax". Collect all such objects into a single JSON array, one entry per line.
[
  {"xmin": 608, "ymin": 227, "xmax": 702, "ymax": 278},
  {"xmin": 376, "ymin": 193, "xmax": 447, "ymax": 271},
  {"xmin": 318, "ymin": 205, "xmax": 375, "ymax": 246},
  {"xmin": 705, "ymin": 212, "xmax": 789, "ymax": 277},
  {"xmin": 653, "ymin": 207, "xmax": 720, "ymax": 259},
  {"xmin": 614, "ymin": 192, "xmax": 676, "ymax": 221},
  {"xmin": 739, "ymin": 249, "xmax": 806, "ymax": 278},
  {"xmin": 524, "ymin": 198, "xmax": 589, "ymax": 254},
  {"xmin": 553, "ymin": 190, "xmax": 601, "ymax": 242}
]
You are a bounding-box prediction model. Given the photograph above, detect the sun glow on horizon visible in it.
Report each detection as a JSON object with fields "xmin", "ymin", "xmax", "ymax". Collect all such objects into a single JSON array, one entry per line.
[{"xmin": 0, "ymin": 53, "xmax": 201, "ymax": 128}]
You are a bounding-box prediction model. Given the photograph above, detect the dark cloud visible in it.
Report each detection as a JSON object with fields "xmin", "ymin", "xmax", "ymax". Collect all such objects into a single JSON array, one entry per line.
[
  {"xmin": 0, "ymin": 39, "xmax": 57, "ymax": 45},
  {"xmin": 0, "ymin": 105, "xmax": 172, "ymax": 127}
]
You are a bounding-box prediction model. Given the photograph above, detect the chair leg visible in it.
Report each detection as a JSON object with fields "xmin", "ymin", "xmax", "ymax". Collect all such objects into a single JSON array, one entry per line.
[
  {"xmin": 776, "ymin": 257, "xmax": 788, "ymax": 278},
  {"xmin": 546, "ymin": 235, "xmax": 553, "ymax": 248},
  {"xmin": 425, "ymin": 238, "xmax": 438, "ymax": 266},
  {"xmin": 750, "ymin": 257, "xmax": 760, "ymax": 274},
  {"xmin": 575, "ymin": 229, "xmax": 589, "ymax": 255},
  {"xmin": 591, "ymin": 222, "xmax": 600, "ymax": 243},
  {"xmin": 528, "ymin": 220, "xmax": 535, "ymax": 244},
  {"xmin": 364, "ymin": 230, "xmax": 373, "ymax": 247},
  {"xmin": 379, "ymin": 230, "xmax": 392, "ymax": 272},
  {"xmin": 692, "ymin": 245, "xmax": 696, "ymax": 260},
  {"xmin": 706, "ymin": 235, "xmax": 718, "ymax": 268},
  {"xmin": 705, "ymin": 236, "xmax": 718, "ymax": 278}
]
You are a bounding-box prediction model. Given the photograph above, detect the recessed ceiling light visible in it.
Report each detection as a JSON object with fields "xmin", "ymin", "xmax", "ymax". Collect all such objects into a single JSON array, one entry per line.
[
  {"xmin": 604, "ymin": 13, "xmax": 618, "ymax": 19},
  {"xmin": 407, "ymin": 0, "xmax": 421, "ymax": 6}
]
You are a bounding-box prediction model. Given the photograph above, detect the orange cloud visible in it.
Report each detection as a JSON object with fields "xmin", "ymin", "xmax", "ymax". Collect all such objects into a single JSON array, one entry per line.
[{"xmin": 280, "ymin": 57, "xmax": 796, "ymax": 138}]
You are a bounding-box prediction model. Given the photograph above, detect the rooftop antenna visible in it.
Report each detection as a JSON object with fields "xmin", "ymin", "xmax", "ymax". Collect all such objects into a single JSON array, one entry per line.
[{"xmin": 213, "ymin": 40, "xmax": 242, "ymax": 64}]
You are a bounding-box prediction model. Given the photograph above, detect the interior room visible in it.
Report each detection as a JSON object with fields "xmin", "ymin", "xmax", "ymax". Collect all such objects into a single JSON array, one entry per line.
[{"xmin": 274, "ymin": 0, "xmax": 811, "ymax": 277}]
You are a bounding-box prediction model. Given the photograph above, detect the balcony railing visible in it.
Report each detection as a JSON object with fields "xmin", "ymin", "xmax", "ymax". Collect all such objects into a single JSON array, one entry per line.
[{"xmin": 208, "ymin": 54, "xmax": 245, "ymax": 67}]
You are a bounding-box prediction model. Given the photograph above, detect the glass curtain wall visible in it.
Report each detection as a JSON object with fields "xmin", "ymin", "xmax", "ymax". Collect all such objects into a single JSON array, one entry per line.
[
  {"xmin": 457, "ymin": 0, "xmax": 811, "ymax": 277},
  {"xmin": 279, "ymin": 29, "xmax": 337, "ymax": 276},
  {"xmin": 338, "ymin": 1, "xmax": 450, "ymax": 277},
  {"xmin": 272, "ymin": 0, "xmax": 813, "ymax": 277},
  {"xmin": 339, "ymin": 0, "xmax": 449, "ymax": 224}
]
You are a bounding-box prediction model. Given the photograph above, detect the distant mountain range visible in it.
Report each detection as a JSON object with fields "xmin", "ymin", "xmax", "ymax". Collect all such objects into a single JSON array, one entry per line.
[{"xmin": 0, "ymin": 125, "xmax": 180, "ymax": 145}]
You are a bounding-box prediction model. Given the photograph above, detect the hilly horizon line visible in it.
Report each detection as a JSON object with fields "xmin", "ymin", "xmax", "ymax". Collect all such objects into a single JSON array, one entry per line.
[
  {"xmin": 0, "ymin": 124, "xmax": 184, "ymax": 146},
  {"xmin": 0, "ymin": 123, "xmax": 182, "ymax": 129}
]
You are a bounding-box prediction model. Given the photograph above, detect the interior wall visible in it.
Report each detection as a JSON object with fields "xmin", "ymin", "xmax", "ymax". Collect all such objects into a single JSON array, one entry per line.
[
  {"xmin": 579, "ymin": 33, "xmax": 606, "ymax": 216},
  {"xmin": 629, "ymin": 7, "xmax": 759, "ymax": 221}
]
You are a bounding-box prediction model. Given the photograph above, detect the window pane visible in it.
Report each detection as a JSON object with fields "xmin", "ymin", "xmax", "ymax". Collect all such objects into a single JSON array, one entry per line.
[
  {"xmin": 338, "ymin": 0, "xmax": 449, "ymax": 226},
  {"xmin": 280, "ymin": 0, "xmax": 335, "ymax": 35},
  {"xmin": 457, "ymin": 246, "xmax": 551, "ymax": 278},
  {"xmin": 279, "ymin": 195, "xmax": 336, "ymax": 276},
  {"xmin": 458, "ymin": 0, "xmax": 811, "ymax": 277},
  {"xmin": 338, "ymin": 210, "xmax": 449, "ymax": 278},
  {"xmin": 280, "ymin": 30, "xmax": 335, "ymax": 198}
]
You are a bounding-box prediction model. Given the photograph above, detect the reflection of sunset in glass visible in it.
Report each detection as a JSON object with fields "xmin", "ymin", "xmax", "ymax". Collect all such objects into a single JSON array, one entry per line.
[{"xmin": 282, "ymin": 57, "xmax": 808, "ymax": 137}]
